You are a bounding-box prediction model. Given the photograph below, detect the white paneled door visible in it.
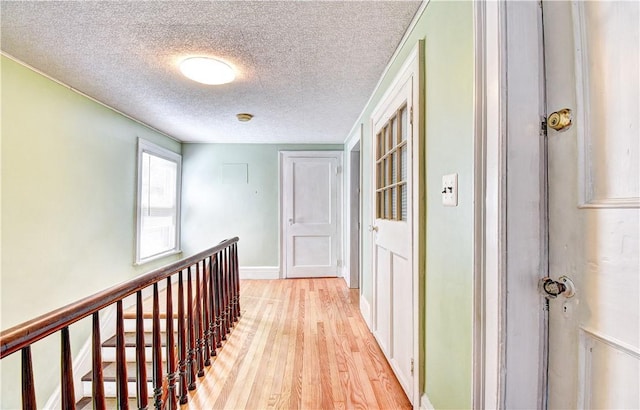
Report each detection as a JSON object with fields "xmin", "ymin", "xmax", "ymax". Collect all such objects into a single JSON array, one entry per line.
[
  {"xmin": 282, "ymin": 151, "xmax": 342, "ymax": 278},
  {"xmin": 370, "ymin": 51, "xmax": 418, "ymax": 402},
  {"xmin": 543, "ymin": 2, "xmax": 640, "ymax": 408}
]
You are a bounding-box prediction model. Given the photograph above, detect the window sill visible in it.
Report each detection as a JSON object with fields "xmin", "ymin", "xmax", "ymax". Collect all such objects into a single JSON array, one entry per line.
[{"xmin": 134, "ymin": 249, "xmax": 183, "ymax": 267}]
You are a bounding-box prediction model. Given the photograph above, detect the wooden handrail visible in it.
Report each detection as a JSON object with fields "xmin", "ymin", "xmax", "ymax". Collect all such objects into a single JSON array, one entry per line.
[
  {"xmin": 1, "ymin": 237, "xmax": 240, "ymax": 410},
  {"xmin": 0, "ymin": 237, "xmax": 238, "ymax": 359}
]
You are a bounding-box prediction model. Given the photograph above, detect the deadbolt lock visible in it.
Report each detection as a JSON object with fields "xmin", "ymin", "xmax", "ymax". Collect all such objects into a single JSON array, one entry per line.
[{"xmin": 547, "ymin": 108, "xmax": 572, "ymax": 132}]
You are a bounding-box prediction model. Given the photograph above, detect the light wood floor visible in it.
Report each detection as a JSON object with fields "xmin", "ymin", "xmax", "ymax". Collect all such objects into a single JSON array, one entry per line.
[{"xmin": 181, "ymin": 278, "xmax": 411, "ymax": 410}]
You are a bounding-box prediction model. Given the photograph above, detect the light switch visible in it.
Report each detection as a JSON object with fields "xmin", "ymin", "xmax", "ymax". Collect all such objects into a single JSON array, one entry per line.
[{"xmin": 442, "ymin": 173, "xmax": 458, "ymax": 207}]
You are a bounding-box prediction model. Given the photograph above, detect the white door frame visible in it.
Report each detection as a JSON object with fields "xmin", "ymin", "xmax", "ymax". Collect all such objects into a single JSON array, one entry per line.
[
  {"xmin": 369, "ymin": 40, "xmax": 424, "ymax": 406},
  {"xmin": 346, "ymin": 132, "xmax": 362, "ymax": 289},
  {"xmin": 476, "ymin": 1, "xmax": 548, "ymax": 408},
  {"xmin": 279, "ymin": 150, "xmax": 343, "ymax": 279}
]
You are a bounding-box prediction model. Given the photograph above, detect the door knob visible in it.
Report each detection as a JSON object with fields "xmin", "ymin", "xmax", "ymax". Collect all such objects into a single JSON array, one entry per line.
[
  {"xmin": 539, "ymin": 276, "xmax": 575, "ymax": 299},
  {"xmin": 547, "ymin": 108, "xmax": 572, "ymax": 132},
  {"xmin": 288, "ymin": 218, "xmax": 293, "ymax": 225}
]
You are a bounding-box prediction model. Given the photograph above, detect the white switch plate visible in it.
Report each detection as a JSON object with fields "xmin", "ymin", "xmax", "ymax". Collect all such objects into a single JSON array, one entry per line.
[{"xmin": 442, "ymin": 173, "xmax": 458, "ymax": 207}]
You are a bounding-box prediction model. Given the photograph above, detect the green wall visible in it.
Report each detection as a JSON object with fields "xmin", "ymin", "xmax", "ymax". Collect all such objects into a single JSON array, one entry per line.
[
  {"xmin": 423, "ymin": 2, "xmax": 474, "ymax": 407},
  {"xmin": 181, "ymin": 143, "xmax": 342, "ymax": 267},
  {"xmin": 348, "ymin": 1, "xmax": 474, "ymax": 408},
  {"xmin": 0, "ymin": 56, "xmax": 182, "ymax": 408}
]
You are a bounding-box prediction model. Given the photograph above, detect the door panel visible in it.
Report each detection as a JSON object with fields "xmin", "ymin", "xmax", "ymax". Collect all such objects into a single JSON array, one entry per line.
[
  {"xmin": 375, "ymin": 247, "xmax": 392, "ymax": 355},
  {"xmin": 572, "ymin": 1, "xmax": 639, "ymax": 204},
  {"xmin": 391, "ymin": 252, "xmax": 412, "ymax": 390},
  {"xmin": 544, "ymin": 2, "xmax": 640, "ymax": 408},
  {"xmin": 293, "ymin": 160, "xmax": 333, "ymax": 223},
  {"xmin": 580, "ymin": 331, "xmax": 640, "ymax": 409},
  {"xmin": 283, "ymin": 152, "xmax": 342, "ymax": 278},
  {"xmin": 293, "ymin": 236, "xmax": 331, "ymax": 266}
]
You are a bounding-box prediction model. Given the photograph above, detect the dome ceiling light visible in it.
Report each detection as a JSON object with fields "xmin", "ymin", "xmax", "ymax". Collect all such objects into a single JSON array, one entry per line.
[{"xmin": 179, "ymin": 57, "xmax": 235, "ymax": 85}]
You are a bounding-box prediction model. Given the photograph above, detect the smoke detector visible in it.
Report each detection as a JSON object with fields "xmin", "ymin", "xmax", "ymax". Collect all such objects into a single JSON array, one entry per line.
[{"xmin": 236, "ymin": 113, "xmax": 254, "ymax": 122}]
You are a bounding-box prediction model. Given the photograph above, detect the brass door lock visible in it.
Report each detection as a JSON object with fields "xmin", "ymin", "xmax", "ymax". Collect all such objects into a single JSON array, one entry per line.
[{"xmin": 547, "ymin": 108, "xmax": 572, "ymax": 132}]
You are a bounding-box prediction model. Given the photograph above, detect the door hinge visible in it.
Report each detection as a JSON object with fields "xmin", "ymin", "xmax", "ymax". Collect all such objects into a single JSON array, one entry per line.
[
  {"xmin": 409, "ymin": 107, "xmax": 414, "ymax": 125},
  {"xmin": 337, "ymin": 259, "xmax": 342, "ymax": 267},
  {"xmin": 410, "ymin": 358, "xmax": 414, "ymax": 375},
  {"xmin": 336, "ymin": 166, "xmax": 342, "ymax": 175}
]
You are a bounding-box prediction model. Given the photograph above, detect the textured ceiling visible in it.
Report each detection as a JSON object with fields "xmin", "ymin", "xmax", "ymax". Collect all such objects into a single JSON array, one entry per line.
[{"xmin": 1, "ymin": 1, "xmax": 422, "ymax": 144}]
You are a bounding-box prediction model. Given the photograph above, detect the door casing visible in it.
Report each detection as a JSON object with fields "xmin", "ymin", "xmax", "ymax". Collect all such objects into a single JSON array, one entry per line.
[{"xmin": 346, "ymin": 136, "xmax": 361, "ymax": 289}]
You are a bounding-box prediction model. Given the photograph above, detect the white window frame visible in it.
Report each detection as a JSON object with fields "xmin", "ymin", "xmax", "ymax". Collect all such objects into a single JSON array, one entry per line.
[{"xmin": 135, "ymin": 138, "xmax": 182, "ymax": 264}]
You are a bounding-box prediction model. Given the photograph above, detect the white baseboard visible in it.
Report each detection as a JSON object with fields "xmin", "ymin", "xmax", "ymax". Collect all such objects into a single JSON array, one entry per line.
[
  {"xmin": 420, "ymin": 393, "xmax": 435, "ymax": 410},
  {"xmin": 239, "ymin": 266, "xmax": 280, "ymax": 280},
  {"xmin": 359, "ymin": 294, "xmax": 372, "ymax": 330}
]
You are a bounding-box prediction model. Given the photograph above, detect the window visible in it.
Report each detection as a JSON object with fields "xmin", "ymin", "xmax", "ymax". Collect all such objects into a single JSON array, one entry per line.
[
  {"xmin": 136, "ymin": 139, "xmax": 182, "ymax": 264},
  {"xmin": 375, "ymin": 104, "xmax": 408, "ymax": 221}
]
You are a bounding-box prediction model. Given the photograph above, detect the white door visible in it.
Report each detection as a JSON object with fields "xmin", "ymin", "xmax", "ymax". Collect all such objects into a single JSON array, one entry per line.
[
  {"xmin": 544, "ymin": 2, "xmax": 640, "ymax": 408},
  {"xmin": 371, "ymin": 69, "xmax": 414, "ymax": 400},
  {"xmin": 282, "ymin": 151, "xmax": 342, "ymax": 278}
]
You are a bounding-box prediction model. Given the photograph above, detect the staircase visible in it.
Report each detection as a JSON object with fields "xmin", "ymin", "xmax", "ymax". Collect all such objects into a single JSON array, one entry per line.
[
  {"xmin": 76, "ymin": 301, "xmax": 178, "ymax": 409},
  {"xmin": 0, "ymin": 238, "xmax": 240, "ymax": 410}
]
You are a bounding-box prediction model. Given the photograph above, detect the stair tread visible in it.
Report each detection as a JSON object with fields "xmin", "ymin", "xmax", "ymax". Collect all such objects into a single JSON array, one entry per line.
[
  {"xmin": 81, "ymin": 361, "xmax": 158, "ymax": 382},
  {"xmin": 76, "ymin": 397, "xmax": 139, "ymax": 410},
  {"xmin": 102, "ymin": 331, "xmax": 176, "ymax": 348},
  {"xmin": 123, "ymin": 279, "xmax": 199, "ymax": 319},
  {"xmin": 123, "ymin": 311, "xmax": 182, "ymax": 319}
]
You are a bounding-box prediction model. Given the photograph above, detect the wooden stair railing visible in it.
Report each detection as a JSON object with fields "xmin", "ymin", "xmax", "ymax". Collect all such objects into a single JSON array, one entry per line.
[{"xmin": 0, "ymin": 237, "xmax": 241, "ymax": 410}]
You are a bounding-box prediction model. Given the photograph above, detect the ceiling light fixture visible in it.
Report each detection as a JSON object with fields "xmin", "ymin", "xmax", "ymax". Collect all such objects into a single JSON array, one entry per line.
[
  {"xmin": 236, "ymin": 113, "xmax": 254, "ymax": 122},
  {"xmin": 179, "ymin": 57, "xmax": 235, "ymax": 85}
]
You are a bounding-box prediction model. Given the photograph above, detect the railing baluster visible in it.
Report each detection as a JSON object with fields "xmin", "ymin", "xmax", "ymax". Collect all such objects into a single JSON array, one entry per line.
[
  {"xmin": 229, "ymin": 245, "xmax": 236, "ymax": 324},
  {"xmin": 92, "ymin": 313, "xmax": 106, "ymax": 410},
  {"xmin": 223, "ymin": 248, "xmax": 231, "ymax": 337},
  {"xmin": 235, "ymin": 243, "xmax": 241, "ymax": 319},
  {"xmin": 232, "ymin": 243, "xmax": 240, "ymax": 322},
  {"xmin": 195, "ymin": 262, "xmax": 205, "ymax": 377},
  {"xmin": 219, "ymin": 250, "xmax": 227, "ymax": 340},
  {"xmin": 165, "ymin": 278, "xmax": 177, "ymax": 410},
  {"xmin": 0, "ymin": 238, "xmax": 240, "ymax": 410},
  {"xmin": 212, "ymin": 253, "xmax": 222, "ymax": 349},
  {"xmin": 177, "ymin": 270, "xmax": 188, "ymax": 404},
  {"xmin": 116, "ymin": 301, "xmax": 128, "ymax": 409},
  {"xmin": 21, "ymin": 346, "xmax": 36, "ymax": 410},
  {"xmin": 226, "ymin": 248, "xmax": 233, "ymax": 332},
  {"xmin": 152, "ymin": 283, "xmax": 163, "ymax": 410},
  {"xmin": 207, "ymin": 256, "xmax": 217, "ymax": 357},
  {"xmin": 136, "ymin": 291, "xmax": 148, "ymax": 409},
  {"xmin": 61, "ymin": 327, "xmax": 76, "ymax": 409},
  {"xmin": 187, "ymin": 266, "xmax": 196, "ymax": 390},
  {"xmin": 202, "ymin": 259, "xmax": 211, "ymax": 366}
]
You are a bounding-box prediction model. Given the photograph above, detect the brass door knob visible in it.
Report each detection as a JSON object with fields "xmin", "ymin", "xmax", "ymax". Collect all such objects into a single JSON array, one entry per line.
[{"xmin": 547, "ymin": 108, "xmax": 572, "ymax": 131}]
